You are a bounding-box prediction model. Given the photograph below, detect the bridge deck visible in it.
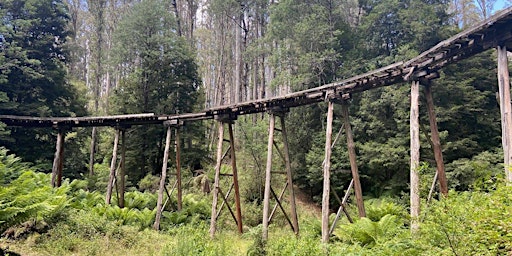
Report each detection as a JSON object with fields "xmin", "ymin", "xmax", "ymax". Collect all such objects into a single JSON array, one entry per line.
[{"xmin": 2, "ymin": 7, "xmax": 512, "ymax": 128}]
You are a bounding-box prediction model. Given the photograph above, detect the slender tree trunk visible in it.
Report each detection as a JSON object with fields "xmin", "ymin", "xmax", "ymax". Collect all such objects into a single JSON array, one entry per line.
[{"xmin": 172, "ymin": 0, "xmax": 182, "ymax": 37}]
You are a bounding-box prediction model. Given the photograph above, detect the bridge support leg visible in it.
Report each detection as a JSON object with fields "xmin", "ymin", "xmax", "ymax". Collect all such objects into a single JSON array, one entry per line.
[
  {"xmin": 175, "ymin": 127, "xmax": 182, "ymax": 211},
  {"xmin": 119, "ymin": 129, "xmax": 126, "ymax": 208},
  {"xmin": 410, "ymin": 81, "xmax": 421, "ymax": 232},
  {"xmin": 341, "ymin": 103, "xmax": 366, "ymax": 217},
  {"xmin": 321, "ymin": 101, "xmax": 334, "ymax": 243},
  {"xmin": 106, "ymin": 128, "xmax": 120, "ymax": 205},
  {"xmin": 154, "ymin": 125, "xmax": 172, "ymax": 230},
  {"xmin": 424, "ymin": 84, "xmax": 448, "ymax": 195},
  {"xmin": 89, "ymin": 127, "xmax": 97, "ymax": 176},
  {"xmin": 262, "ymin": 113, "xmax": 275, "ymax": 241},
  {"xmin": 51, "ymin": 129, "xmax": 64, "ymax": 187},
  {"xmin": 497, "ymin": 45, "xmax": 512, "ymax": 183},
  {"xmin": 280, "ymin": 115, "xmax": 299, "ymax": 235},
  {"xmin": 227, "ymin": 122, "xmax": 243, "ymax": 234},
  {"xmin": 210, "ymin": 122, "xmax": 224, "ymax": 237}
]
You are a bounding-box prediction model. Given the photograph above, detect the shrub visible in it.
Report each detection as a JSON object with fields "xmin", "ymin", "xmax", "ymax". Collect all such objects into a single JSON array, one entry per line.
[{"xmin": 0, "ymin": 171, "xmax": 69, "ymax": 233}]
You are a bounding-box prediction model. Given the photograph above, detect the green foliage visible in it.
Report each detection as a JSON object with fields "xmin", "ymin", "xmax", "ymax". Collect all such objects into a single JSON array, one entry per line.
[
  {"xmin": 161, "ymin": 194, "xmax": 210, "ymax": 227},
  {"xmin": 137, "ymin": 174, "xmax": 160, "ymax": 193},
  {"xmin": 364, "ymin": 198, "xmax": 407, "ymax": 222},
  {"xmin": 421, "ymin": 185, "xmax": 512, "ymax": 255},
  {"xmin": 109, "ymin": 0, "xmax": 204, "ymax": 184},
  {"xmin": 446, "ymin": 149, "xmax": 503, "ymax": 191},
  {"xmin": 335, "ymin": 214, "xmax": 404, "ymax": 247},
  {"xmin": 0, "ymin": 0, "xmax": 87, "ymax": 166},
  {"xmin": 0, "ymin": 147, "xmax": 30, "ymax": 185},
  {"xmin": 119, "ymin": 191, "xmax": 157, "ymax": 210},
  {"xmin": 0, "ymin": 171, "xmax": 69, "ymax": 233}
]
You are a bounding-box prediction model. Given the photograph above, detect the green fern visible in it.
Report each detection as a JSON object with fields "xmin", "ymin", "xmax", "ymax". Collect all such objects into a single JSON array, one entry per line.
[
  {"xmin": 335, "ymin": 214, "xmax": 403, "ymax": 247},
  {"xmin": 0, "ymin": 170, "xmax": 69, "ymax": 232}
]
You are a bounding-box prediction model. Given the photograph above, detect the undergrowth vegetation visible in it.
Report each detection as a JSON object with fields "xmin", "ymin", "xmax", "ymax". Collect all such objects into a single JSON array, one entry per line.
[{"xmin": 0, "ymin": 148, "xmax": 511, "ymax": 255}]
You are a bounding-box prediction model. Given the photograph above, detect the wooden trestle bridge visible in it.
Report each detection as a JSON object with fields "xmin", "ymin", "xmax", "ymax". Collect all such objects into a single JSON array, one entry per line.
[{"xmin": 2, "ymin": 7, "xmax": 512, "ymax": 243}]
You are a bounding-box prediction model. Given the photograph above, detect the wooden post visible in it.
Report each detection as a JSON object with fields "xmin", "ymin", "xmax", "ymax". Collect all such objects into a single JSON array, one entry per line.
[
  {"xmin": 497, "ymin": 45, "xmax": 512, "ymax": 183},
  {"xmin": 89, "ymin": 127, "xmax": 97, "ymax": 176},
  {"xmin": 51, "ymin": 129, "xmax": 64, "ymax": 187},
  {"xmin": 57, "ymin": 132, "xmax": 64, "ymax": 187},
  {"xmin": 424, "ymin": 84, "xmax": 448, "ymax": 195},
  {"xmin": 209, "ymin": 122, "xmax": 224, "ymax": 238},
  {"xmin": 410, "ymin": 81, "xmax": 420, "ymax": 232},
  {"xmin": 228, "ymin": 122, "xmax": 243, "ymax": 234},
  {"xmin": 175, "ymin": 127, "xmax": 182, "ymax": 211},
  {"xmin": 154, "ymin": 125, "xmax": 172, "ymax": 230},
  {"xmin": 280, "ymin": 115, "xmax": 299, "ymax": 235},
  {"xmin": 119, "ymin": 128, "xmax": 127, "ymax": 208},
  {"xmin": 322, "ymin": 101, "xmax": 334, "ymax": 243},
  {"xmin": 341, "ymin": 103, "xmax": 366, "ymax": 217},
  {"xmin": 262, "ymin": 113, "xmax": 275, "ymax": 241},
  {"xmin": 106, "ymin": 128, "xmax": 120, "ymax": 205}
]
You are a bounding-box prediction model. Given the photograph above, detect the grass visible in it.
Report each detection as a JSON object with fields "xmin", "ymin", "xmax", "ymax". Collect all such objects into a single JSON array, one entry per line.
[{"xmin": 1, "ymin": 184, "xmax": 512, "ymax": 255}]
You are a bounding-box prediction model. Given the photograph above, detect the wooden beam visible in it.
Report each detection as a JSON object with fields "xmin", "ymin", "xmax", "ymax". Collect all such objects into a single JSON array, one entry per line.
[
  {"xmin": 424, "ymin": 84, "xmax": 448, "ymax": 195},
  {"xmin": 106, "ymin": 128, "xmax": 120, "ymax": 205},
  {"xmin": 341, "ymin": 103, "xmax": 366, "ymax": 217},
  {"xmin": 154, "ymin": 126, "xmax": 171, "ymax": 230},
  {"xmin": 175, "ymin": 127, "xmax": 182, "ymax": 211},
  {"xmin": 497, "ymin": 45, "xmax": 512, "ymax": 183},
  {"xmin": 268, "ymin": 182, "xmax": 288, "ymax": 222},
  {"xmin": 51, "ymin": 129, "xmax": 64, "ymax": 187},
  {"xmin": 268, "ymin": 186, "xmax": 294, "ymax": 230},
  {"xmin": 89, "ymin": 127, "xmax": 97, "ymax": 176},
  {"xmin": 262, "ymin": 113, "xmax": 275, "ymax": 241},
  {"xmin": 322, "ymin": 101, "xmax": 334, "ymax": 243},
  {"xmin": 209, "ymin": 122, "xmax": 224, "ymax": 238},
  {"xmin": 215, "ymin": 183, "xmax": 235, "ymax": 220},
  {"xmin": 119, "ymin": 129, "xmax": 126, "ymax": 208},
  {"xmin": 280, "ymin": 115, "xmax": 299, "ymax": 235},
  {"xmin": 218, "ymin": 187, "xmax": 239, "ymax": 226},
  {"xmin": 329, "ymin": 180, "xmax": 354, "ymax": 235},
  {"xmin": 410, "ymin": 81, "xmax": 421, "ymax": 232},
  {"xmin": 227, "ymin": 122, "xmax": 243, "ymax": 234}
]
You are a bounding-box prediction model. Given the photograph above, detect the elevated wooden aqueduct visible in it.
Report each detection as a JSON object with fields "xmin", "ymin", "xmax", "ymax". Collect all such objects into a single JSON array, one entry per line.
[{"xmin": 2, "ymin": 8, "xmax": 512, "ymax": 243}]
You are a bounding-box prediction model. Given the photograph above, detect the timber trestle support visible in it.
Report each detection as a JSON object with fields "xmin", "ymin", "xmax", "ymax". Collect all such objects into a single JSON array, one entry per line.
[
  {"xmin": 261, "ymin": 108, "xmax": 299, "ymax": 241},
  {"xmin": 106, "ymin": 125, "xmax": 130, "ymax": 206},
  {"xmin": 321, "ymin": 94, "xmax": 366, "ymax": 243},
  {"xmin": 51, "ymin": 126, "xmax": 72, "ymax": 188},
  {"xmin": 210, "ymin": 114, "xmax": 243, "ymax": 237},
  {"xmin": 154, "ymin": 120, "xmax": 184, "ymax": 230}
]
